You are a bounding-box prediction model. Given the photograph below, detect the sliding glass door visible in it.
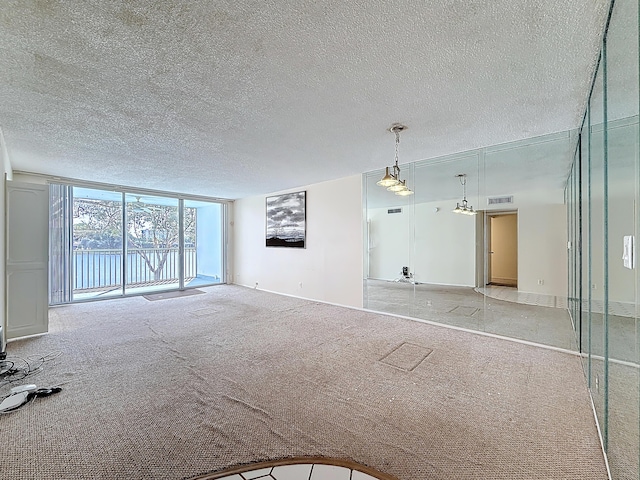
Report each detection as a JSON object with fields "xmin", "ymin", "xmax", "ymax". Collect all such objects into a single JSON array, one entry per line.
[
  {"xmin": 72, "ymin": 187, "xmax": 124, "ymax": 300},
  {"xmin": 183, "ymin": 199, "xmax": 224, "ymax": 287},
  {"xmin": 50, "ymin": 184, "xmax": 226, "ymax": 303},
  {"xmin": 124, "ymin": 194, "xmax": 180, "ymax": 294}
]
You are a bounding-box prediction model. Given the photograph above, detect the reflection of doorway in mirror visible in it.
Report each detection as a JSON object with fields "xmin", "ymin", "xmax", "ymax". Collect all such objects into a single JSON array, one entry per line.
[{"xmin": 488, "ymin": 212, "xmax": 518, "ymax": 287}]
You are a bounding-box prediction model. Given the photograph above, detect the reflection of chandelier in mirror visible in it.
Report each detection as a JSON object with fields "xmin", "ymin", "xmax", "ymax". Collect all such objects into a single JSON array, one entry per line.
[
  {"xmin": 377, "ymin": 124, "xmax": 414, "ymax": 196},
  {"xmin": 453, "ymin": 174, "xmax": 477, "ymax": 215}
]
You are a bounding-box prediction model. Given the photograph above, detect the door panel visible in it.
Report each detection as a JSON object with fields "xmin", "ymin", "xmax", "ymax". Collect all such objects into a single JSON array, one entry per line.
[
  {"xmin": 6, "ymin": 181, "xmax": 49, "ymax": 338},
  {"xmin": 7, "ymin": 269, "xmax": 47, "ymax": 336}
]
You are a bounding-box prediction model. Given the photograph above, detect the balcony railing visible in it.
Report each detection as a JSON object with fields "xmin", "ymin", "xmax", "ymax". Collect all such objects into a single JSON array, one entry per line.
[{"xmin": 73, "ymin": 247, "xmax": 196, "ymax": 292}]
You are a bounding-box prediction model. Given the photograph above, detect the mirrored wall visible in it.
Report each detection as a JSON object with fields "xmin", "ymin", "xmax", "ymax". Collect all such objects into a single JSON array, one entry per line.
[
  {"xmin": 567, "ymin": 0, "xmax": 639, "ymax": 477},
  {"xmin": 363, "ymin": 129, "xmax": 577, "ymax": 350}
]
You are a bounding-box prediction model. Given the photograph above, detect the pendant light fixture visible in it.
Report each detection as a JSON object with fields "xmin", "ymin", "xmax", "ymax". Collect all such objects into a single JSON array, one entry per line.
[
  {"xmin": 377, "ymin": 124, "xmax": 414, "ymax": 196},
  {"xmin": 453, "ymin": 174, "xmax": 477, "ymax": 215}
]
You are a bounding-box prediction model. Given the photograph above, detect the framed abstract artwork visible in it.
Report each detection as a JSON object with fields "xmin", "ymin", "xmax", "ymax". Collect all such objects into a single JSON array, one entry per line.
[{"xmin": 266, "ymin": 191, "xmax": 306, "ymax": 248}]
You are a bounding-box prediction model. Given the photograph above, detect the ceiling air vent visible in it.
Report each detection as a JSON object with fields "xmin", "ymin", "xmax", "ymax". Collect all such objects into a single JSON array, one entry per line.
[
  {"xmin": 387, "ymin": 208, "xmax": 402, "ymax": 214},
  {"xmin": 487, "ymin": 195, "xmax": 514, "ymax": 205}
]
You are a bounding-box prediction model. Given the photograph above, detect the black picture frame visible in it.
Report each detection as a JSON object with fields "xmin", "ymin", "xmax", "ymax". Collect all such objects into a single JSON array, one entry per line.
[{"xmin": 266, "ymin": 191, "xmax": 306, "ymax": 248}]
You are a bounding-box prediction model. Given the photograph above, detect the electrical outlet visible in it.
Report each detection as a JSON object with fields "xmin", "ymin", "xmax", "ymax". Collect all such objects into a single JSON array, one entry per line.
[
  {"xmin": 592, "ymin": 284, "xmax": 597, "ymax": 289},
  {"xmin": 299, "ymin": 282, "xmax": 303, "ymax": 288},
  {"xmin": 537, "ymin": 279, "xmax": 544, "ymax": 285}
]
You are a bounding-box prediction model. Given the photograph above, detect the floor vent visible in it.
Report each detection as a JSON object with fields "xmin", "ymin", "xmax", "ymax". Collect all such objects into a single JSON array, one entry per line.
[
  {"xmin": 448, "ymin": 306, "xmax": 480, "ymax": 316},
  {"xmin": 387, "ymin": 208, "xmax": 402, "ymax": 214},
  {"xmin": 380, "ymin": 342, "xmax": 432, "ymax": 371},
  {"xmin": 487, "ymin": 195, "xmax": 514, "ymax": 205}
]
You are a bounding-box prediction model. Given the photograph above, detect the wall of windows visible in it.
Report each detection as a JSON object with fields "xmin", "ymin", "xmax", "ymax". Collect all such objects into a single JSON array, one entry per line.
[
  {"xmin": 567, "ymin": 0, "xmax": 639, "ymax": 477},
  {"xmin": 50, "ymin": 184, "xmax": 227, "ymax": 304}
]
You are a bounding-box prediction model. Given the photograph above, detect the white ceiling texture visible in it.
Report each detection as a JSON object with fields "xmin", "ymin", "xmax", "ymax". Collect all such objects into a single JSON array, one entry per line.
[{"xmin": 0, "ymin": 1, "xmax": 611, "ymax": 200}]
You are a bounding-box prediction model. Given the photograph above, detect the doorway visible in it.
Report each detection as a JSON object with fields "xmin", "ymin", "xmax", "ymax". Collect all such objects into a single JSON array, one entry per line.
[{"xmin": 487, "ymin": 211, "xmax": 518, "ymax": 287}]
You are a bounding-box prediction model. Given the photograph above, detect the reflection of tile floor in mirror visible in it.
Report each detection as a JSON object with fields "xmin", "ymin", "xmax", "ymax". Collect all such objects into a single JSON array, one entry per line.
[
  {"xmin": 478, "ymin": 284, "xmax": 637, "ymax": 317},
  {"xmin": 476, "ymin": 285, "xmax": 568, "ymax": 309},
  {"xmin": 583, "ymin": 299, "xmax": 637, "ymax": 317},
  {"xmin": 364, "ymin": 279, "xmax": 578, "ymax": 351},
  {"xmin": 364, "ymin": 279, "xmax": 639, "ymax": 361}
]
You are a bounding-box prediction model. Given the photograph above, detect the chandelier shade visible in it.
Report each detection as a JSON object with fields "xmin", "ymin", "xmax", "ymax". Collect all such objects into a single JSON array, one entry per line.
[
  {"xmin": 453, "ymin": 174, "xmax": 476, "ymax": 215},
  {"xmin": 395, "ymin": 184, "xmax": 414, "ymax": 196},
  {"xmin": 377, "ymin": 167, "xmax": 400, "ymax": 187},
  {"xmin": 377, "ymin": 124, "xmax": 413, "ymax": 195}
]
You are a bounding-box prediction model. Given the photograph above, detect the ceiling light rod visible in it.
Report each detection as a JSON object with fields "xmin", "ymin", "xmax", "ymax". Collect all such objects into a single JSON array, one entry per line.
[
  {"xmin": 453, "ymin": 174, "xmax": 477, "ymax": 215},
  {"xmin": 377, "ymin": 124, "xmax": 413, "ymax": 196}
]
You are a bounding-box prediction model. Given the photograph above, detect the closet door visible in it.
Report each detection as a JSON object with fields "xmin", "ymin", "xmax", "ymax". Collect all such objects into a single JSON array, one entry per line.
[{"xmin": 6, "ymin": 181, "xmax": 49, "ymax": 338}]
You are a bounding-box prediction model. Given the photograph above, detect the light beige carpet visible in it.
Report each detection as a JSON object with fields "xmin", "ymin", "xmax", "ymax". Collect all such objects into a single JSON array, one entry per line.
[
  {"xmin": 0, "ymin": 285, "xmax": 607, "ymax": 479},
  {"xmin": 143, "ymin": 288, "xmax": 205, "ymax": 301}
]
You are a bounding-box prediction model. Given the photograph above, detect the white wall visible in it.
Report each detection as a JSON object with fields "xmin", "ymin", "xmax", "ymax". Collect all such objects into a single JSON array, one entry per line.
[
  {"xmin": 415, "ymin": 202, "xmax": 476, "ymax": 285},
  {"xmin": 518, "ymin": 203, "xmax": 567, "ymax": 296},
  {"xmin": 232, "ymin": 175, "xmax": 363, "ymax": 308},
  {"xmin": 608, "ymin": 193, "xmax": 636, "ymax": 303},
  {"xmin": 367, "ymin": 201, "xmax": 476, "ymax": 286},
  {"xmin": 586, "ymin": 192, "xmax": 637, "ymax": 305},
  {"xmin": 367, "ymin": 206, "xmax": 411, "ymax": 281}
]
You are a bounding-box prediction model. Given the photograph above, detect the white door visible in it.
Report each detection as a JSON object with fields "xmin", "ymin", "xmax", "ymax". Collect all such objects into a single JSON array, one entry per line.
[{"xmin": 6, "ymin": 181, "xmax": 49, "ymax": 338}]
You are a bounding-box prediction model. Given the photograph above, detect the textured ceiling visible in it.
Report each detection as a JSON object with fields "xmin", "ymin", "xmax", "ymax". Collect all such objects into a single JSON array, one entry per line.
[{"xmin": 0, "ymin": 0, "xmax": 610, "ymax": 200}]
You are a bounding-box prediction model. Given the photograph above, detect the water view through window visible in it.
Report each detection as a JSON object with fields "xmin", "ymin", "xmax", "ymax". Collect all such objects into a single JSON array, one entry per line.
[{"xmin": 51, "ymin": 186, "xmax": 225, "ymax": 303}]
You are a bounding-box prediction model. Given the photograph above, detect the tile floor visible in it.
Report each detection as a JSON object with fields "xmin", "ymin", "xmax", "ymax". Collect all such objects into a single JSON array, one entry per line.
[
  {"xmin": 477, "ymin": 284, "xmax": 637, "ymax": 317},
  {"xmin": 475, "ymin": 285, "xmax": 568, "ymax": 309},
  {"xmin": 363, "ymin": 279, "xmax": 578, "ymax": 351},
  {"xmin": 213, "ymin": 463, "xmax": 382, "ymax": 480}
]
